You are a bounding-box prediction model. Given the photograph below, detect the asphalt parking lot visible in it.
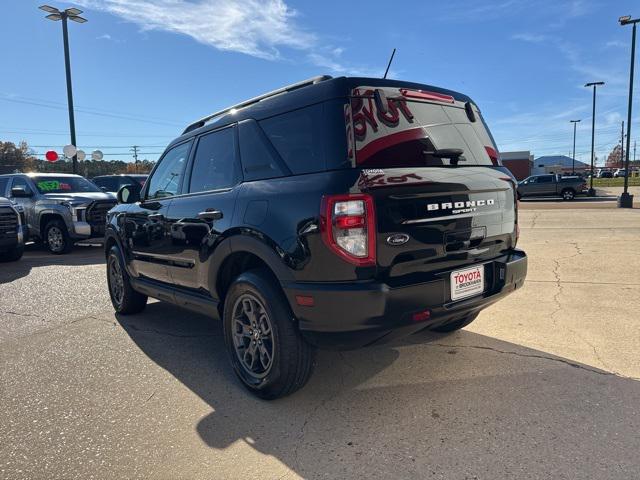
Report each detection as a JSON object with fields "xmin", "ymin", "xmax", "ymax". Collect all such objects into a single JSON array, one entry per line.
[{"xmin": 1, "ymin": 206, "xmax": 639, "ymax": 479}]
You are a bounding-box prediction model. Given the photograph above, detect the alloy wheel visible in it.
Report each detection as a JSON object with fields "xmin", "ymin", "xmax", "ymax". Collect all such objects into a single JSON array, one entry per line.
[
  {"xmin": 47, "ymin": 226, "xmax": 64, "ymax": 253},
  {"xmin": 108, "ymin": 255, "xmax": 125, "ymax": 307},
  {"xmin": 231, "ymin": 293, "xmax": 275, "ymax": 379}
]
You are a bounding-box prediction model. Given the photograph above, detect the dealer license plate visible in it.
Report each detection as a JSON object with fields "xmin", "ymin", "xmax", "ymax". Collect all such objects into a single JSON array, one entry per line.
[{"xmin": 450, "ymin": 265, "xmax": 485, "ymax": 301}]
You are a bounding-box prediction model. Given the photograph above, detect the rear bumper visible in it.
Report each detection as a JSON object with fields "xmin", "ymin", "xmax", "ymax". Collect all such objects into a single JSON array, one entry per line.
[{"xmin": 283, "ymin": 249, "xmax": 527, "ymax": 350}]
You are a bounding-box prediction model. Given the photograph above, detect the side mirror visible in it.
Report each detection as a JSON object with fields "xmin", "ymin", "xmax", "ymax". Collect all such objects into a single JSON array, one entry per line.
[
  {"xmin": 11, "ymin": 186, "xmax": 32, "ymax": 198},
  {"xmin": 117, "ymin": 184, "xmax": 141, "ymax": 204},
  {"xmin": 100, "ymin": 186, "xmax": 108, "ymax": 193}
]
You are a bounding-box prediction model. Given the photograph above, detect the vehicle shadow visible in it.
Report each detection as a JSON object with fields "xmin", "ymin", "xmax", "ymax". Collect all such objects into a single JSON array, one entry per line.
[
  {"xmin": 0, "ymin": 244, "xmax": 104, "ymax": 284},
  {"xmin": 115, "ymin": 302, "xmax": 640, "ymax": 478}
]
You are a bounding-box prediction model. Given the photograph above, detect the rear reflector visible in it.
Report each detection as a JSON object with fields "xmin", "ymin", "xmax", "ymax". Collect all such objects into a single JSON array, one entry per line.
[
  {"xmin": 295, "ymin": 295, "xmax": 315, "ymax": 307},
  {"xmin": 412, "ymin": 309, "xmax": 431, "ymax": 322},
  {"xmin": 400, "ymin": 89, "xmax": 455, "ymax": 104}
]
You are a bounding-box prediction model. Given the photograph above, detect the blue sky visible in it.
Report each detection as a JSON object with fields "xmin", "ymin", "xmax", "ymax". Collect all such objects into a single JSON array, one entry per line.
[{"xmin": 1, "ymin": 0, "xmax": 638, "ymax": 165}]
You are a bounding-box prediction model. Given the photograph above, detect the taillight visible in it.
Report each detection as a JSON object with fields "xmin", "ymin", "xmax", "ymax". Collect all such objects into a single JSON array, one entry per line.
[
  {"xmin": 485, "ymin": 146, "xmax": 500, "ymax": 166},
  {"xmin": 320, "ymin": 194, "xmax": 376, "ymax": 266}
]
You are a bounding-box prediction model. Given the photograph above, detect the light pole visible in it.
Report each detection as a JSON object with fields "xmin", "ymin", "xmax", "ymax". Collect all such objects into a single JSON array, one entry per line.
[
  {"xmin": 618, "ymin": 15, "xmax": 638, "ymax": 208},
  {"xmin": 570, "ymin": 119, "xmax": 581, "ymax": 175},
  {"xmin": 585, "ymin": 82, "xmax": 605, "ymax": 196},
  {"xmin": 39, "ymin": 5, "xmax": 87, "ymax": 175}
]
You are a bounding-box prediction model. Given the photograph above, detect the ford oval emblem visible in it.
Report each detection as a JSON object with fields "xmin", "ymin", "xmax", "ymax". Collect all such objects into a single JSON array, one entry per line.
[{"xmin": 386, "ymin": 233, "xmax": 410, "ymax": 246}]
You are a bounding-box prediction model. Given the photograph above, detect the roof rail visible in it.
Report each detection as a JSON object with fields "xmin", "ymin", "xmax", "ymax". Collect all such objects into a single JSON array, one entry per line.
[{"xmin": 182, "ymin": 75, "xmax": 333, "ymax": 135}]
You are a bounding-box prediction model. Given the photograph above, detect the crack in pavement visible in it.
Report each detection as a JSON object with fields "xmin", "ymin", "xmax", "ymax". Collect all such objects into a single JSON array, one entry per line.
[
  {"xmin": 431, "ymin": 343, "xmax": 640, "ymax": 381},
  {"xmin": 529, "ymin": 211, "xmax": 541, "ymax": 229},
  {"xmin": 292, "ymin": 384, "xmax": 338, "ymax": 473},
  {"xmin": 550, "ymin": 259, "xmax": 563, "ymax": 326},
  {"xmin": 1, "ymin": 310, "xmax": 43, "ymax": 319}
]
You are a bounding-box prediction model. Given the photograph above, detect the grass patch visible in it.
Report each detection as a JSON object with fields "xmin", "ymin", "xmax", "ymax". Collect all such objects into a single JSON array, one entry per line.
[{"xmin": 591, "ymin": 177, "xmax": 640, "ymax": 187}]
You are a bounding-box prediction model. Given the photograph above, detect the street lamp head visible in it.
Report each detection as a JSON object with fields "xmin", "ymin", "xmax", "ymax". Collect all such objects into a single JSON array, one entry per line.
[
  {"xmin": 39, "ymin": 5, "xmax": 60, "ymax": 14},
  {"xmin": 39, "ymin": 5, "xmax": 87, "ymax": 23},
  {"xmin": 585, "ymin": 82, "xmax": 605, "ymax": 87},
  {"xmin": 620, "ymin": 15, "xmax": 632, "ymax": 25},
  {"xmin": 570, "ymin": 119, "xmax": 581, "ymax": 123}
]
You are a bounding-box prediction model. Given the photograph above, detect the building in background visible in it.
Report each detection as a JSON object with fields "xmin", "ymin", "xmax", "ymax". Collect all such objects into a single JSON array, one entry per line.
[
  {"xmin": 532, "ymin": 155, "xmax": 590, "ymax": 175},
  {"xmin": 500, "ymin": 151, "xmax": 533, "ymax": 180}
]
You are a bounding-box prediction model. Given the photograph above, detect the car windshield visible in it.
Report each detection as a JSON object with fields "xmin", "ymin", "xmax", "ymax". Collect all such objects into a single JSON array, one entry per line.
[{"xmin": 33, "ymin": 176, "xmax": 102, "ymax": 194}]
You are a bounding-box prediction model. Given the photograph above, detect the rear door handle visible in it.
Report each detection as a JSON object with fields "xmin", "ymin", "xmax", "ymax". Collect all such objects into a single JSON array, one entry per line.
[
  {"xmin": 148, "ymin": 213, "xmax": 164, "ymax": 221},
  {"xmin": 197, "ymin": 209, "xmax": 223, "ymax": 221}
]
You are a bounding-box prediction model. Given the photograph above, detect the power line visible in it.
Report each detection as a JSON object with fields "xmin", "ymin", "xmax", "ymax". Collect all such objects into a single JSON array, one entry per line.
[{"xmin": 0, "ymin": 94, "xmax": 187, "ymax": 127}]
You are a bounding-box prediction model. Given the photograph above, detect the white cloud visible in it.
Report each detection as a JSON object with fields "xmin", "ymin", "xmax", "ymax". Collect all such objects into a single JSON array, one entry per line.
[
  {"xmin": 76, "ymin": 0, "xmax": 376, "ymax": 74},
  {"xmin": 76, "ymin": 0, "xmax": 315, "ymax": 60},
  {"xmin": 512, "ymin": 33, "xmax": 548, "ymax": 43},
  {"xmin": 96, "ymin": 33, "xmax": 112, "ymax": 40},
  {"xmin": 604, "ymin": 40, "xmax": 627, "ymax": 49}
]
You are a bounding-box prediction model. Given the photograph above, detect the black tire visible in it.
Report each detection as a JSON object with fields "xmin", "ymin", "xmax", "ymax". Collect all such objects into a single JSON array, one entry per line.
[
  {"xmin": 44, "ymin": 219, "xmax": 73, "ymax": 254},
  {"xmin": 0, "ymin": 245, "xmax": 24, "ymax": 262},
  {"xmin": 223, "ymin": 269, "xmax": 315, "ymax": 400},
  {"xmin": 429, "ymin": 312, "xmax": 479, "ymax": 333},
  {"xmin": 561, "ymin": 188, "xmax": 575, "ymax": 201},
  {"xmin": 106, "ymin": 245, "xmax": 147, "ymax": 314}
]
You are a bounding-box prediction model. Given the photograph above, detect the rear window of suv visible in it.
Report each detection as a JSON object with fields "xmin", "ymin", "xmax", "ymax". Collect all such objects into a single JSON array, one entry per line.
[{"xmin": 348, "ymin": 87, "xmax": 496, "ymax": 169}]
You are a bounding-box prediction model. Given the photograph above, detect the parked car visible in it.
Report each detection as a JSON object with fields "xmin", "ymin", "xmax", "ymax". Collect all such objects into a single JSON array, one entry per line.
[
  {"xmin": 92, "ymin": 174, "xmax": 148, "ymax": 194},
  {"xmin": 0, "ymin": 173, "xmax": 116, "ymax": 254},
  {"xmin": 598, "ymin": 170, "xmax": 613, "ymax": 178},
  {"xmin": 517, "ymin": 174, "xmax": 587, "ymax": 200},
  {"xmin": 0, "ymin": 196, "xmax": 24, "ymax": 261},
  {"xmin": 613, "ymin": 169, "xmax": 627, "ymax": 178},
  {"xmin": 105, "ymin": 75, "xmax": 527, "ymax": 399}
]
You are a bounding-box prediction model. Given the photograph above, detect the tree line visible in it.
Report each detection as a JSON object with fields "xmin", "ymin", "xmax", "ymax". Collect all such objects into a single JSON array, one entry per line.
[{"xmin": 0, "ymin": 141, "xmax": 156, "ymax": 177}]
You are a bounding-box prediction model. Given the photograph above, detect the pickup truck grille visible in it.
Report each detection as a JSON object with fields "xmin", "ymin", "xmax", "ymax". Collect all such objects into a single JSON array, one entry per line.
[
  {"xmin": 86, "ymin": 200, "xmax": 116, "ymax": 226},
  {"xmin": 0, "ymin": 207, "xmax": 19, "ymax": 236}
]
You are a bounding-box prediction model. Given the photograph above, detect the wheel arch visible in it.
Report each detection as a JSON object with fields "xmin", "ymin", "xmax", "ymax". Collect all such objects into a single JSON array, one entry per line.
[
  {"xmin": 211, "ymin": 233, "xmax": 295, "ymax": 317},
  {"xmin": 39, "ymin": 211, "xmax": 66, "ymax": 238}
]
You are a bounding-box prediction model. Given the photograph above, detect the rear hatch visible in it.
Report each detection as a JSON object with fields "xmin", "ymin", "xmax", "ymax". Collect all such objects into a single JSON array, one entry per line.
[{"xmin": 346, "ymin": 85, "xmax": 517, "ymax": 282}]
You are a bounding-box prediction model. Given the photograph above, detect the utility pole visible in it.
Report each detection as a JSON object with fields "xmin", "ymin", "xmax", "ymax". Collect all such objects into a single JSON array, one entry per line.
[
  {"xmin": 39, "ymin": 5, "xmax": 87, "ymax": 175},
  {"xmin": 619, "ymin": 15, "xmax": 638, "ymax": 207},
  {"xmin": 621, "ymin": 121, "xmax": 625, "ymax": 169},
  {"xmin": 131, "ymin": 145, "xmax": 139, "ymax": 173},
  {"xmin": 570, "ymin": 119, "xmax": 581, "ymax": 175},
  {"xmin": 585, "ymin": 81, "xmax": 605, "ymax": 196}
]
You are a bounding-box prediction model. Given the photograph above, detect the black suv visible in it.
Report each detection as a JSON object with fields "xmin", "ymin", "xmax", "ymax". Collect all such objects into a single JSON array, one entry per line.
[
  {"xmin": 92, "ymin": 174, "xmax": 147, "ymax": 194},
  {"xmin": 105, "ymin": 76, "xmax": 527, "ymax": 399}
]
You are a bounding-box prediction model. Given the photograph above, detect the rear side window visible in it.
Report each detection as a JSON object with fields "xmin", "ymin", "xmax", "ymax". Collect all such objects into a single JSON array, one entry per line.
[
  {"xmin": 538, "ymin": 175, "xmax": 554, "ymax": 183},
  {"xmin": 238, "ymin": 120, "xmax": 286, "ymax": 181},
  {"xmin": 189, "ymin": 126, "xmax": 239, "ymax": 193},
  {"xmin": 350, "ymin": 87, "xmax": 495, "ymax": 168},
  {"xmin": 94, "ymin": 177, "xmax": 117, "ymax": 191},
  {"xmin": 259, "ymin": 104, "xmax": 326, "ymax": 175}
]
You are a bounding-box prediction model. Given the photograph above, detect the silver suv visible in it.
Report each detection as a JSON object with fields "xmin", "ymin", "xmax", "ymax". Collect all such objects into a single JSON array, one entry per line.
[{"xmin": 0, "ymin": 173, "xmax": 116, "ymax": 254}]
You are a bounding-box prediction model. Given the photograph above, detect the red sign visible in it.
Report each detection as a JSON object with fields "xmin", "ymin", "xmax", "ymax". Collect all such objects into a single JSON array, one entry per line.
[{"xmin": 45, "ymin": 151, "xmax": 59, "ymax": 162}]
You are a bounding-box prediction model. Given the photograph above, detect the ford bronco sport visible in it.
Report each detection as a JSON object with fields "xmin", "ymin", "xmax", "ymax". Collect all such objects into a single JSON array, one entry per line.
[{"xmin": 105, "ymin": 76, "xmax": 527, "ymax": 399}]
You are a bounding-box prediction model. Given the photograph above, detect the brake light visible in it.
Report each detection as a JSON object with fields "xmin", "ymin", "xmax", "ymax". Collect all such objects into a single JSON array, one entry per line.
[
  {"xmin": 485, "ymin": 146, "xmax": 500, "ymax": 166},
  {"xmin": 320, "ymin": 194, "xmax": 376, "ymax": 266},
  {"xmin": 400, "ymin": 89, "xmax": 455, "ymax": 104}
]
